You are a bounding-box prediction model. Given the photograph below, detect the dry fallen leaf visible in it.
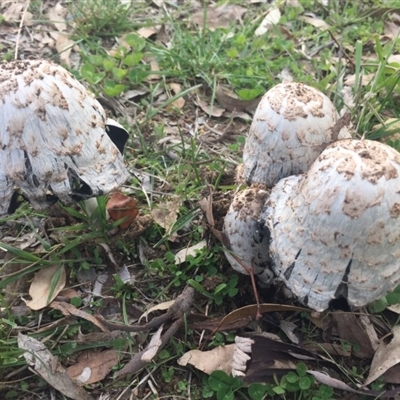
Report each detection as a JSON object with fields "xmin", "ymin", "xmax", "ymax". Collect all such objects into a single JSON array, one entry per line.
[
  {"xmin": 254, "ymin": 7, "xmax": 281, "ymax": 36},
  {"xmin": 18, "ymin": 333, "xmax": 94, "ymax": 400},
  {"xmin": 49, "ymin": 31, "xmax": 75, "ymax": 66},
  {"xmin": 216, "ymin": 85, "xmax": 261, "ymax": 112},
  {"xmin": 174, "ymin": 240, "xmax": 207, "ymax": 264},
  {"xmin": 217, "ymin": 304, "xmax": 307, "ymax": 332},
  {"xmin": 141, "ymin": 325, "xmax": 164, "ymax": 362},
  {"xmin": 4, "ymin": 2, "xmax": 33, "ymax": 25},
  {"xmin": 151, "ymin": 195, "xmax": 182, "ymax": 235},
  {"xmin": 46, "ymin": 3, "xmax": 68, "ymax": 32},
  {"xmin": 365, "ymin": 326, "xmax": 400, "ymax": 385},
  {"xmin": 178, "ymin": 344, "xmax": 235, "ymax": 375},
  {"xmin": 50, "ymin": 301, "xmax": 110, "ymax": 333},
  {"xmin": 191, "ymin": 4, "xmax": 247, "ymax": 30},
  {"xmin": 26, "ymin": 265, "xmax": 66, "ymax": 310},
  {"xmin": 66, "ymin": 349, "xmax": 119, "ymax": 384},
  {"xmin": 139, "ymin": 300, "xmax": 176, "ymax": 322},
  {"xmin": 106, "ymin": 192, "xmax": 139, "ymax": 229},
  {"xmin": 195, "ymin": 96, "xmax": 225, "ymax": 117},
  {"xmin": 332, "ymin": 313, "xmax": 376, "ymax": 359},
  {"xmin": 137, "ymin": 26, "xmax": 158, "ymax": 38},
  {"xmin": 166, "ymin": 82, "xmax": 185, "ymax": 110},
  {"xmin": 300, "ymin": 15, "xmax": 331, "ymax": 30}
]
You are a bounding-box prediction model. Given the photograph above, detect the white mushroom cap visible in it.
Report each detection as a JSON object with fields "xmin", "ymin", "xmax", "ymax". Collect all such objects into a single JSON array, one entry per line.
[
  {"xmin": 0, "ymin": 60, "xmax": 129, "ymax": 214},
  {"xmin": 243, "ymin": 82, "xmax": 351, "ymax": 187},
  {"xmin": 223, "ymin": 187, "xmax": 271, "ymax": 280},
  {"xmin": 261, "ymin": 139, "xmax": 400, "ymax": 311}
]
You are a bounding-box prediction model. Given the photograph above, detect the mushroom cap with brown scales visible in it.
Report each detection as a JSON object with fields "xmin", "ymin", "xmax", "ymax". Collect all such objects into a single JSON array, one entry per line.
[
  {"xmin": 243, "ymin": 82, "xmax": 351, "ymax": 188},
  {"xmin": 0, "ymin": 59, "xmax": 129, "ymax": 214},
  {"xmin": 260, "ymin": 139, "xmax": 400, "ymax": 311}
]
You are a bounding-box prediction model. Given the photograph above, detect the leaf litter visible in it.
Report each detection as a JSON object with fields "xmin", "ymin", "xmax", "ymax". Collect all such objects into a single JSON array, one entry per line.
[{"xmin": 1, "ymin": 0, "xmax": 400, "ymax": 399}]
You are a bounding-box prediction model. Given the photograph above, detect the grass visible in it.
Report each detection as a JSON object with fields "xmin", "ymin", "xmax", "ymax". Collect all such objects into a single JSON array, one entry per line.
[{"xmin": 1, "ymin": 0, "xmax": 400, "ymax": 399}]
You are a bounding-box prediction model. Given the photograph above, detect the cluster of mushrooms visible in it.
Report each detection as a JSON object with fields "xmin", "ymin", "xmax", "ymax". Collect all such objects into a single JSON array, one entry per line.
[
  {"xmin": 2, "ymin": 59, "xmax": 400, "ymax": 313},
  {"xmin": 0, "ymin": 59, "xmax": 129, "ymax": 215},
  {"xmin": 224, "ymin": 82, "xmax": 400, "ymax": 312}
]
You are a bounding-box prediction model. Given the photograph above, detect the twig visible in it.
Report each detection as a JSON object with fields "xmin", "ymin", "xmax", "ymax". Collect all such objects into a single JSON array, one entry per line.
[{"xmin": 14, "ymin": 0, "xmax": 31, "ymax": 60}]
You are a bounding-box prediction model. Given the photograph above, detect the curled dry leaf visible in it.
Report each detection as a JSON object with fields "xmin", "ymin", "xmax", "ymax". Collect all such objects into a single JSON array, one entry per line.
[
  {"xmin": 141, "ymin": 325, "xmax": 164, "ymax": 362},
  {"xmin": 365, "ymin": 326, "xmax": 400, "ymax": 385},
  {"xmin": 195, "ymin": 96, "xmax": 225, "ymax": 117},
  {"xmin": 254, "ymin": 7, "xmax": 281, "ymax": 36},
  {"xmin": 331, "ymin": 313, "xmax": 376, "ymax": 359},
  {"xmin": 26, "ymin": 265, "xmax": 66, "ymax": 310},
  {"xmin": 174, "ymin": 240, "xmax": 207, "ymax": 264},
  {"xmin": 300, "ymin": 15, "xmax": 331, "ymax": 30},
  {"xmin": 216, "ymin": 304, "xmax": 307, "ymax": 332},
  {"xmin": 46, "ymin": 3, "xmax": 68, "ymax": 32},
  {"xmin": 106, "ymin": 192, "xmax": 139, "ymax": 229},
  {"xmin": 139, "ymin": 300, "xmax": 176, "ymax": 322},
  {"xmin": 216, "ymin": 85, "xmax": 261, "ymax": 112},
  {"xmin": 4, "ymin": 3, "xmax": 33, "ymax": 25},
  {"xmin": 167, "ymin": 83, "xmax": 185, "ymax": 110},
  {"xmin": 50, "ymin": 301, "xmax": 110, "ymax": 333},
  {"xmin": 151, "ymin": 195, "xmax": 182, "ymax": 234},
  {"xmin": 178, "ymin": 344, "xmax": 235, "ymax": 375}
]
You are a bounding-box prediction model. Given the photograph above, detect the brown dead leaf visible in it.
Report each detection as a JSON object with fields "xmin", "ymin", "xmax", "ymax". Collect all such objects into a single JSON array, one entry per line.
[
  {"xmin": 139, "ymin": 300, "xmax": 176, "ymax": 322},
  {"xmin": 191, "ymin": 4, "xmax": 247, "ymax": 30},
  {"xmin": 331, "ymin": 313, "xmax": 376, "ymax": 359},
  {"xmin": 304, "ymin": 342, "xmax": 351, "ymax": 357},
  {"xmin": 309, "ymin": 370, "xmax": 377, "ymax": 397},
  {"xmin": 77, "ymin": 330, "xmax": 126, "ymax": 345},
  {"xmin": 66, "ymin": 349, "xmax": 118, "ymax": 384},
  {"xmin": 26, "ymin": 265, "xmax": 66, "ymax": 310},
  {"xmin": 4, "ymin": 2, "xmax": 33, "ymax": 25},
  {"xmin": 384, "ymin": 21, "xmax": 400, "ymax": 39},
  {"xmin": 49, "ymin": 31, "xmax": 74, "ymax": 66},
  {"xmin": 178, "ymin": 344, "xmax": 235, "ymax": 375},
  {"xmin": 216, "ymin": 85, "xmax": 261, "ymax": 112},
  {"xmin": 217, "ymin": 304, "xmax": 307, "ymax": 332},
  {"xmin": 47, "ymin": 3, "xmax": 68, "ymax": 32},
  {"xmin": 195, "ymin": 96, "xmax": 225, "ymax": 117},
  {"xmin": 18, "ymin": 333, "xmax": 94, "ymax": 400},
  {"xmin": 174, "ymin": 240, "xmax": 207, "ymax": 264},
  {"xmin": 365, "ymin": 326, "xmax": 400, "ymax": 385},
  {"xmin": 166, "ymin": 82, "xmax": 185, "ymax": 110},
  {"xmin": 330, "ymin": 112, "xmax": 351, "ymax": 141},
  {"xmin": 237, "ymin": 335, "xmax": 313, "ymax": 384},
  {"xmin": 106, "ymin": 192, "xmax": 139, "ymax": 229},
  {"xmin": 254, "ymin": 7, "xmax": 281, "ymax": 36},
  {"xmin": 344, "ymin": 73, "xmax": 375, "ymax": 87},
  {"xmin": 137, "ymin": 27, "xmax": 158, "ymax": 38},
  {"xmin": 199, "ymin": 190, "xmax": 226, "ymax": 244},
  {"xmin": 151, "ymin": 195, "xmax": 182, "ymax": 235},
  {"xmin": 141, "ymin": 325, "xmax": 164, "ymax": 362},
  {"xmin": 300, "ymin": 15, "xmax": 331, "ymax": 30},
  {"xmin": 50, "ymin": 301, "xmax": 110, "ymax": 333}
]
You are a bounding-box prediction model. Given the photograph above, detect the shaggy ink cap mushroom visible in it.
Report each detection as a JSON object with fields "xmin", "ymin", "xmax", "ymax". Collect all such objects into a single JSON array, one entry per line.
[
  {"xmin": 223, "ymin": 187, "xmax": 272, "ymax": 282},
  {"xmin": 261, "ymin": 139, "xmax": 400, "ymax": 311},
  {"xmin": 0, "ymin": 59, "xmax": 129, "ymax": 214},
  {"xmin": 243, "ymin": 82, "xmax": 351, "ymax": 188}
]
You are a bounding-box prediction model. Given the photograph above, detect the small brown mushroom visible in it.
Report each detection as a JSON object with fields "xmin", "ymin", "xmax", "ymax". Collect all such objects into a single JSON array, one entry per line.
[{"xmin": 0, "ymin": 60, "xmax": 129, "ymax": 214}]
